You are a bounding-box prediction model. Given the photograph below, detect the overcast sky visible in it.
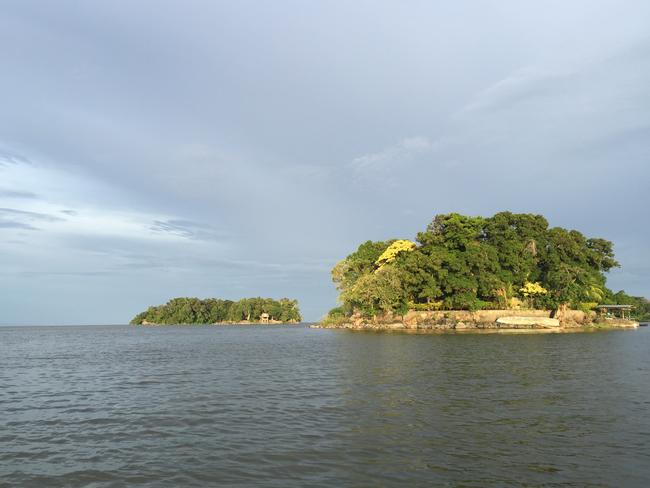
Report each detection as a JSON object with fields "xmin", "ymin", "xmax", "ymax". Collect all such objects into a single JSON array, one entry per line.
[{"xmin": 1, "ymin": 0, "xmax": 649, "ymax": 324}]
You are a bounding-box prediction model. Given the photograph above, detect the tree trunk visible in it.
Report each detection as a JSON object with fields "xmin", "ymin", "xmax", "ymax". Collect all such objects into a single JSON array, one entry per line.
[{"xmin": 552, "ymin": 303, "xmax": 568, "ymax": 320}]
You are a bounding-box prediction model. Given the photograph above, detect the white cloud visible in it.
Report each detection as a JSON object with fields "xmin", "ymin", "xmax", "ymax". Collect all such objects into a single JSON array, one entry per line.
[
  {"xmin": 350, "ymin": 136, "xmax": 434, "ymax": 173},
  {"xmin": 457, "ymin": 67, "xmax": 572, "ymax": 115},
  {"xmin": 0, "ymin": 159, "xmax": 227, "ymax": 244},
  {"xmin": 0, "ymin": 156, "xmax": 237, "ymax": 293}
]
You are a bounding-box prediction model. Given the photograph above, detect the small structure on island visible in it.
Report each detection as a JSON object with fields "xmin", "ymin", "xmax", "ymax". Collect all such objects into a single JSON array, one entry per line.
[
  {"xmin": 595, "ymin": 304, "xmax": 634, "ymax": 320},
  {"xmin": 260, "ymin": 313, "xmax": 270, "ymax": 324}
]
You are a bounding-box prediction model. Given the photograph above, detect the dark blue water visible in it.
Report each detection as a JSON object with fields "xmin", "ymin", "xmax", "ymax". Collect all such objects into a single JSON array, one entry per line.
[{"xmin": 1, "ymin": 325, "xmax": 649, "ymax": 487}]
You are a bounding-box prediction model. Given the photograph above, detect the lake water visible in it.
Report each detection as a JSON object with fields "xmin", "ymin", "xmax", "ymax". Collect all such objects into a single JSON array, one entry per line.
[{"xmin": 1, "ymin": 325, "xmax": 649, "ymax": 487}]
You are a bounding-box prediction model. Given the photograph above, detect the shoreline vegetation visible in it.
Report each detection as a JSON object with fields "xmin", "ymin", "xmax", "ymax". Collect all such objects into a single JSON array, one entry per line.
[
  {"xmin": 319, "ymin": 212, "xmax": 649, "ymax": 333},
  {"xmin": 130, "ymin": 297, "xmax": 301, "ymax": 326}
]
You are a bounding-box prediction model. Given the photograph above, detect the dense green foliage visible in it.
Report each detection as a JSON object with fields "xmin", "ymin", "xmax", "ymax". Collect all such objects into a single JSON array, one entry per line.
[
  {"xmin": 329, "ymin": 212, "xmax": 646, "ymax": 318},
  {"xmin": 131, "ymin": 297, "xmax": 301, "ymax": 325}
]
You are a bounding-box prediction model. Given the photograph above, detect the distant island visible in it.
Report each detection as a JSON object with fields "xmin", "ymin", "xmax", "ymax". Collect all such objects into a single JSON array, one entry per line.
[
  {"xmin": 131, "ymin": 297, "xmax": 301, "ymax": 325},
  {"xmin": 320, "ymin": 212, "xmax": 649, "ymax": 332}
]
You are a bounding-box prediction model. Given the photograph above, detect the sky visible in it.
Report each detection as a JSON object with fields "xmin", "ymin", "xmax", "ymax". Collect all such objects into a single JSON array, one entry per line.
[{"xmin": 1, "ymin": 0, "xmax": 649, "ymax": 324}]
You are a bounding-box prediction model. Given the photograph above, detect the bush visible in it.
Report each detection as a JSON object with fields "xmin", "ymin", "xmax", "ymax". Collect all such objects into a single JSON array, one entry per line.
[
  {"xmin": 320, "ymin": 313, "xmax": 350, "ymax": 327},
  {"xmin": 408, "ymin": 301, "xmax": 443, "ymax": 311}
]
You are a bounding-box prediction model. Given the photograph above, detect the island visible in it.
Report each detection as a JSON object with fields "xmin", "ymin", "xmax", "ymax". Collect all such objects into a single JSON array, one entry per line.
[
  {"xmin": 319, "ymin": 212, "xmax": 649, "ymax": 332},
  {"xmin": 130, "ymin": 297, "xmax": 301, "ymax": 325}
]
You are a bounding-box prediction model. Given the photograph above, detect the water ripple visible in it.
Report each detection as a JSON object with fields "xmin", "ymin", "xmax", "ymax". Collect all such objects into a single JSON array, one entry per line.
[{"xmin": 1, "ymin": 325, "xmax": 649, "ymax": 487}]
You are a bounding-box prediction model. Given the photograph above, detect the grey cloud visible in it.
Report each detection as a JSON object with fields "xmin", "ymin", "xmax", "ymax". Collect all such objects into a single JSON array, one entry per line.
[
  {"xmin": 0, "ymin": 208, "xmax": 63, "ymax": 230},
  {"xmin": 0, "ymin": 207, "xmax": 65, "ymax": 222},
  {"xmin": 565, "ymin": 125, "xmax": 650, "ymax": 168},
  {"xmin": 0, "ymin": 220, "xmax": 39, "ymax": 230},
  {"xmin": 462, "ymin": 39, "xmax": 650, "ymax": 119},
  {"xmin": 0, "ymin": 189, "xmax": 39, "ymax": 199},
  {"xmin": 0, "ymin": 149, "xmax": 31, "ymax": 166},
  {"xmin": 150, "ymin": 219, "xmax": 229, "ymax": 242},
  {"xmin": 0, "ymin": 207, "xmax": 65, "ymax": 232},
  {"xmin": 13, "ymin": 270, "xmax": 112, "ymax": 277}
]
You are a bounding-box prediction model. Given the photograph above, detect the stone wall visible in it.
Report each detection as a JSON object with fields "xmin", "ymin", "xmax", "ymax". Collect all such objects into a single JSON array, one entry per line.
[
  {"xmin": 401, "ymin": 309, "xmax": 553, "ymax": 327},
  {"xmin": 325, "ymin": 308, "xmax": 607, "ymax": 332}
]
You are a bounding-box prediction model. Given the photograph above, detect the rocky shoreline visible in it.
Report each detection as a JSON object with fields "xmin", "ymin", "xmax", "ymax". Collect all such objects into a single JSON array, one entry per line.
[
  {"xmin": 139, "ymin": 320, "xmax": 299, "ymax": 326},
  {"xmin": 317, "ymin": 309, "xmax": 639, "ymax": 333}
]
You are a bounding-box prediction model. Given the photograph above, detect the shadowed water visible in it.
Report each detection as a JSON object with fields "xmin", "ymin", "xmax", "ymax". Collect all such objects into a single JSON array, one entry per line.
[{"xmin": 1, "ymin": 325, "xmax": 649, "ymax": 487}]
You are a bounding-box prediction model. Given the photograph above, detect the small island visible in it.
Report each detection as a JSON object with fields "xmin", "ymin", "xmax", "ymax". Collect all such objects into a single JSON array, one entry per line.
[
  {"xmin": 320, "ymin": 212, "xmax": 649, "ymax": 332},
  {"xmin": 131, "ymin": 297, "xmax": 301, "ymax": 325}
]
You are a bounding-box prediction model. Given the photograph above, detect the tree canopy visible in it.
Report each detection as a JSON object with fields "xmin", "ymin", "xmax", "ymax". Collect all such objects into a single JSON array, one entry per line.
[
  {"xmin": 329, "ymin": 212, "xmax": 639, "ymax": 318},
  {"xmin": 131, "ymin": 297, "xmax": 301, "ymax": 325}
]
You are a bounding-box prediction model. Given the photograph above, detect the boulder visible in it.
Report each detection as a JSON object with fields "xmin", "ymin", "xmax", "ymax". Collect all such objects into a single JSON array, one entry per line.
[
  {"xmin": 403, "ymin": 314, "xmax": 418, "ymax": 327},
  {"xmin": 455, "ymin": 321, "xmax": 472, "ymax": 330},
  {"xmin": 384, "ymin": 322, "xmax": 406, "ymax": 330}
]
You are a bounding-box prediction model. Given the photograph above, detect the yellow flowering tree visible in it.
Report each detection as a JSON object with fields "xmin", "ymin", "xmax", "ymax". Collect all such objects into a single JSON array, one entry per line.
[
  {"xmin": 375, "ymin": 240, "xmax": 416, "ymax": 270},
  {"xmin": 520, "ymin": 281, "xmax": 548, "ymax": 297},
  {"xmin": 520, "ymin": 281, "xmax": 548, "ymax": 308}
]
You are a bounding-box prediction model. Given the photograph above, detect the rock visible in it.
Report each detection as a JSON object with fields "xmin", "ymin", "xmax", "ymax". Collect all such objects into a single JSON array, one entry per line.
[
  {"xmin": 384, "ymin": 322, "xmax": 406, "ymax": 330},
  {"xmin": 403, "ymin": 315, "xmax": 418, "ymax": 327},
  {"xmin": 496, "ymin": 316, "xmax": 560, "ymax": 328},
  {"xmin": 597, "ymin": 319, "xmax": 639, "ymax": 329}
]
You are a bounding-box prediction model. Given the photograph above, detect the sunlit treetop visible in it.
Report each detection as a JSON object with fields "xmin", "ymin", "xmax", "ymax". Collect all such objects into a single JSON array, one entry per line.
[{"xmin": 375, "ymin": 240, "xmax": 416, "ymax": 270}]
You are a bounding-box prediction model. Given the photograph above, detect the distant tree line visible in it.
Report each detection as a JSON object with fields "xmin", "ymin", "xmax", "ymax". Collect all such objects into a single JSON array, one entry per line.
[
  {"xmin": 131, "ymin": 297, "xmax": 301, "ymax": 325},
  {"xmin": 327, "ymin": 212, "xmax": 647, "ymax": 319}
]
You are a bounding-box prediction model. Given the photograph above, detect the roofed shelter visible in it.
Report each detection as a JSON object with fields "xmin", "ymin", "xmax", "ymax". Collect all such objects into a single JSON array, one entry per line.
[{"xmin": 595, "ymin": 304, "xmax": 634, "ymax": 320}]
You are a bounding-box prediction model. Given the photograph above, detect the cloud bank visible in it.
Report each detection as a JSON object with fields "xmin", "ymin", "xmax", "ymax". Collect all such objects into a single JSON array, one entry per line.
[{"xmin": 1, "ymin": 0, "xmax": 649, "ymax": 323}]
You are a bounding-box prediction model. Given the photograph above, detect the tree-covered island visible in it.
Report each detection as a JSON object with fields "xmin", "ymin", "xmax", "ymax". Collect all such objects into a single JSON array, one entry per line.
[
  {"xmin": 322, "ymin": 212, "xmax": 648, "ymax": 331},
  {"xmin": 131, "ymin": 297, "xmax": 301, "ymax": 325}
]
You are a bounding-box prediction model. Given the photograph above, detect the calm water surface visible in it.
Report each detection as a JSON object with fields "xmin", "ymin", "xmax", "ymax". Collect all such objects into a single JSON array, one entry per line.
[{"xmin": 1, "ymin": 325, "xmax": 649, "ymax": 487}]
